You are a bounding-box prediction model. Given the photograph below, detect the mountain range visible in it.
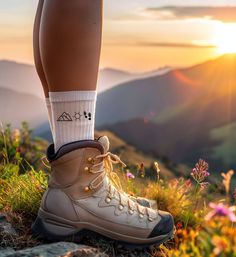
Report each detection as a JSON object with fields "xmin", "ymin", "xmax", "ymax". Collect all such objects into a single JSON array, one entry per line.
[
  {"xmin": 97, "ymin": 54, "xmax": 236, "ymax": 172},
  {"xmin": 97, "ymin": 66, "xmax": 172, "ymax": 92},
  {"xmin": 0, "ymin": 60, "xmax": 169, "ymax": 98},
  {"xmin": 1, "ymin": 55, "xmax": 236, "ymax": 172},
  {"xmin": 0, "ymin": 59, "xmax": 170, "ymax": 131},
  {"xmin": 0, "ymin": 88, "xmax": 46, "ymax": 128}
]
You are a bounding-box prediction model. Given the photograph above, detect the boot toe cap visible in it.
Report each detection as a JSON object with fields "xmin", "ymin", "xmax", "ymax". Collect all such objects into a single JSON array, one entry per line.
[{"xmin": 148, "ymin": 211, "xmax": 174, "ymax": 238}]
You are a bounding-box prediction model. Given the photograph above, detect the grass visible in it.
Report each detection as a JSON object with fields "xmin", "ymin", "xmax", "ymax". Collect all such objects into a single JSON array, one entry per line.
[
  {"xmin": 0, "ymin": 123, "xmax": 236, "ymax": 256},
  {"xmin": 210, "ymin": 122, "xmax": 236, "ymax": 167}
]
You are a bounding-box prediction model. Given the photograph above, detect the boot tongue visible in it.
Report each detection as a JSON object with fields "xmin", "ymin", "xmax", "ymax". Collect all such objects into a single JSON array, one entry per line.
[{"xmin": 98, "ymin": 136, "xmax": 110, "ymax": 153}]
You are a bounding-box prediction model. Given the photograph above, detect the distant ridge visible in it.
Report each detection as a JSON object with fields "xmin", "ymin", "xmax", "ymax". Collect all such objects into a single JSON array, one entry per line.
[
  {"xmin": 0, "ymin": 87, "xmax": 46, "ymax": 128},
  {"xmin": 0, "ymin": 59, "xmax": 173, "ymax": 127},
  {"xmin": 0, "ymin": 60, "xmax": 170, "ymax": 97},
  {"xmin": 97, "ymin": 53, "xmax": 236, "ymax": 171}
]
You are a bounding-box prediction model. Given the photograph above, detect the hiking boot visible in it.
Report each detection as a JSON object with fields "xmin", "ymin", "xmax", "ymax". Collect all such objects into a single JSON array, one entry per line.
[
  {"xmin": 32, "ymin": 136, "xmax": 174, "ymax": 247},
  {"xmin": 132, "ymin": 196, "xmax": 157, "ymax": 210}
]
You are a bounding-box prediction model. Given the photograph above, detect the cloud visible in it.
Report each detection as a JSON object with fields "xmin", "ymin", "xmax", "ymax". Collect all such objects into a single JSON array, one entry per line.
[
  {"xmin": 137, "ymin": 42, "xmax": 216, "ymax": 48},
  {"xmin": 104, "ymin": 41, "xmax": 216, "ymax": 49},
  {"xmin": 145, "ymin": 6, "xmax": 236, "ymax": 22}
]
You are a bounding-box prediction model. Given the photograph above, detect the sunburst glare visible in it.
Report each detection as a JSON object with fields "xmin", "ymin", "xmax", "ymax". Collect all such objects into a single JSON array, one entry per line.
[{"xmin": 213, "ymin": 23, "xmax": 236, "ymax": 54}]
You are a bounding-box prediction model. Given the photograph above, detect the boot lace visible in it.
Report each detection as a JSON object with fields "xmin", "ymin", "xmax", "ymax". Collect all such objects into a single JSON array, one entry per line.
[{"xmin": 87, "ymin": 152, "xmax": 155, "ymax": 220}]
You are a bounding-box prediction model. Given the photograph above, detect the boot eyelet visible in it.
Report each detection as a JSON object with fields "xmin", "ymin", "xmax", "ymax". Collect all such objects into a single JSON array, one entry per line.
[
  {"xmin": 139, "ymin": 213, "xmax": 144, "ymax": 219},
  {"xmin": 84, "ymin": 166, "xmax": 90, "ymax": 172},
  {"xmin": 129, "ymin": 209, "xmax": 134, "ymax": 215},
  {"xmin": 118, "ymin": 205, "xmax": 124, "ymax": 211},
  {"xmin": 84, "ymin": 186, "xmax": 90, "ymax": 192},
  {"xmin": 105, "ymin": 197, "xmax": 111, "ymax": 204},
  {"xmin": 87, "ymin": 157, "xmax": 93, "ymax": 163}
]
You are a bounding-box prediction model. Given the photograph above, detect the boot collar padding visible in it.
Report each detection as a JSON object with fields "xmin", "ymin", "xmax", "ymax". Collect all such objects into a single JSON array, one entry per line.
[{"xmin": 47, "ymin": 139, "xmax": 104, "ymax": 162}]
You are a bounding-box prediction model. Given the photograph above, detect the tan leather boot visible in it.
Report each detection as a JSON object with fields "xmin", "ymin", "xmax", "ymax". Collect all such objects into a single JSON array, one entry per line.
[{"xmin": 32, "ymin": 136, "xmax": 174, "ymax": 247}]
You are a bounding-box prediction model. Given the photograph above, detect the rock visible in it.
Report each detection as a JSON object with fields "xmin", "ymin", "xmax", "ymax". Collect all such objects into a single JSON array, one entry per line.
[
  {"xmin": 0, "ymin": 249, "xmax": 16, "ymax": 256},
  {"xmin": 0, "ymin": 214, "xmax": 18, "ymax": 237},
  {"xmin": 0, "ymin": 242, "xmax": 108, "ymax": 257}
]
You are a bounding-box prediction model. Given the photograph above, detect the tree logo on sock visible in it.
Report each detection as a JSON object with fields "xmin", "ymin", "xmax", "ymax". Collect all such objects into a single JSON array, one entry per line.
[{"xmin": 57, "ymin": 112, "xmax": 73, "ymax": 122}]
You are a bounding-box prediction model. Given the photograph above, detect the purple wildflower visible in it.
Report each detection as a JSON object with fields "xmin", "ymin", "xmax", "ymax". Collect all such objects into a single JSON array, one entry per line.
[
  {"xmin": 205, "ymin": 203, "xmax": 236, "ymax": 222},
  {"xmin": 126, "ymin": 172, "xmax": 135, "ymax": 179},
  {"xmin": 191, "ymin": 159, "xmax": 210, "ymax": 184}
]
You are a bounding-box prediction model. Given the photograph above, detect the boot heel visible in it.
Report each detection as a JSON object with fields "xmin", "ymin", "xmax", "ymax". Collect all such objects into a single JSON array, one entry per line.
[{"xmin": 31, "ymin": 216, "xmax": 79, "ymax": 241}]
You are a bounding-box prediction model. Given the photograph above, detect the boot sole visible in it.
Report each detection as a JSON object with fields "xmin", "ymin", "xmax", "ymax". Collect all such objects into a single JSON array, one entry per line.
[{"xmin": 31, "ymin": 209, "xmax": 175, "ymax": 249}]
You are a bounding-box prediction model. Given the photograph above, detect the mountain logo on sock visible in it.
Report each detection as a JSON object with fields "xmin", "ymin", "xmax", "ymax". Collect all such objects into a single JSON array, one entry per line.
[{"xmin": 57, "ymin": 112, "xmax": 73, "ymax": 122}]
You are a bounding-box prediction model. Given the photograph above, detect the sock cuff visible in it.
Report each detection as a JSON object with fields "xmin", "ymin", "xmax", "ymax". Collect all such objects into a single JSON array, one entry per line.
[
  {"xmin": 49, "ymin": 91, "xmax": 97, "ymax": 103},
  {"xmin": 45, "ymin": 98, "xmax": 51, "ymax": 106}
]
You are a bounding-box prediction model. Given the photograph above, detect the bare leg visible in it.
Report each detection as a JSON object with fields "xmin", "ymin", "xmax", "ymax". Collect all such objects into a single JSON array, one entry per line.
[
  {"xmin": 39, "ymin": 0, "xmax": 103, "ymax": 150},
  {"xmin": 33, "ymin": 0, "xmax": 49, "ymax": 97},
  {"xmin": 32, "ymin": 1, "xmax": 174, "ymax": 246},
  {"xmin": 40, "ymin": 0, "xmax": 103, "ymax": 92}
]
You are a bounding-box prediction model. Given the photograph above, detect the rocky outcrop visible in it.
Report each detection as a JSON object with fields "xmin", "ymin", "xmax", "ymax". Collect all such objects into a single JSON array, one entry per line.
[
  {"xmin": 0, "ymin": 242, "xmax": 108, "ymax": 257},
  {"xmin": 0, "ymin": 214, "xmax": 18, "ymax": 237}
]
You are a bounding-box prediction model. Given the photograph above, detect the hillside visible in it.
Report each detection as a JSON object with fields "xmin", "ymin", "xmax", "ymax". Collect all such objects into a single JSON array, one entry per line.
[
  {"xmin": 0, "ymin": 88, "xmax": 47, "ymax": 128},
  {"xmin": 95, "ymin": 130, "xmax": 176, "ymax": 179},
  {"xmin": 107, "ymin": 93, "xmax": 236, "ymax": 165},
  {"xmin": 97, "ymin": 68, "xmax": 135, "ymax": 92},
  {"xmin": 96, "ymin": 65, "xmax": 199, "ymax": 126},
  {"xmin": 0, "ymin": 60, "xmax": 44, "ymax": 98},
  {"xmin": 98, "ymin": 54, "xmax": 236, "ymax": 171},
  {"xmin": 98, "ymin": 67, "xmax": 172, "ymax": 92}
]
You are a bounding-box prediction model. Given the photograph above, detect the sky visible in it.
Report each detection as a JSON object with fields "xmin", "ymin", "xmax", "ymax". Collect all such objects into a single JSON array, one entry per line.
[{"xmin": 1, "ymin": 0, "xmax": 236, "ymax": 72}]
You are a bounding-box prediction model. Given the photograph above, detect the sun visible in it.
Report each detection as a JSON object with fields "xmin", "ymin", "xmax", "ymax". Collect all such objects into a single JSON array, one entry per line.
[{"xmin": 213, "ymin": 23, "xmax": 236, "ymax": 54}]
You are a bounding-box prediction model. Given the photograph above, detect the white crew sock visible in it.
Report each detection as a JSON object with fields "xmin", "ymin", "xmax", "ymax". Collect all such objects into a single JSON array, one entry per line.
[
  {"xmin": 49, "ymin": 91, "xmax": 97, "ymax": 152},
  {"xmin": 45, "ymin": 98, "xmax": 54, "ymax": 140}
]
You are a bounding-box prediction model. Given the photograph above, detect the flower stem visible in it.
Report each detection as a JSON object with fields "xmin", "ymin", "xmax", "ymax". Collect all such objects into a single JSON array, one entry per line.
[{"xmin": 184, "ymin": 183, "xmax": 200, "ymax": 229}]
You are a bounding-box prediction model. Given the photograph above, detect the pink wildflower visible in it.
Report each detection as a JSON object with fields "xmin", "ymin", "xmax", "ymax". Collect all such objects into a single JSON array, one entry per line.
[
  {"xmin": 205, "ymin": 203, "xmax": 236, "ymax": 222},
  {"xmin": 176, "ymin": 222, "xmax": 183, "ymax": 230},
  {"xmin": 126, "ymin": 172, "xmax": 135, "ymax": 179},
  {"xmin": 191, "ymin": 159, "xmax": 210, "ymax": 184}
]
